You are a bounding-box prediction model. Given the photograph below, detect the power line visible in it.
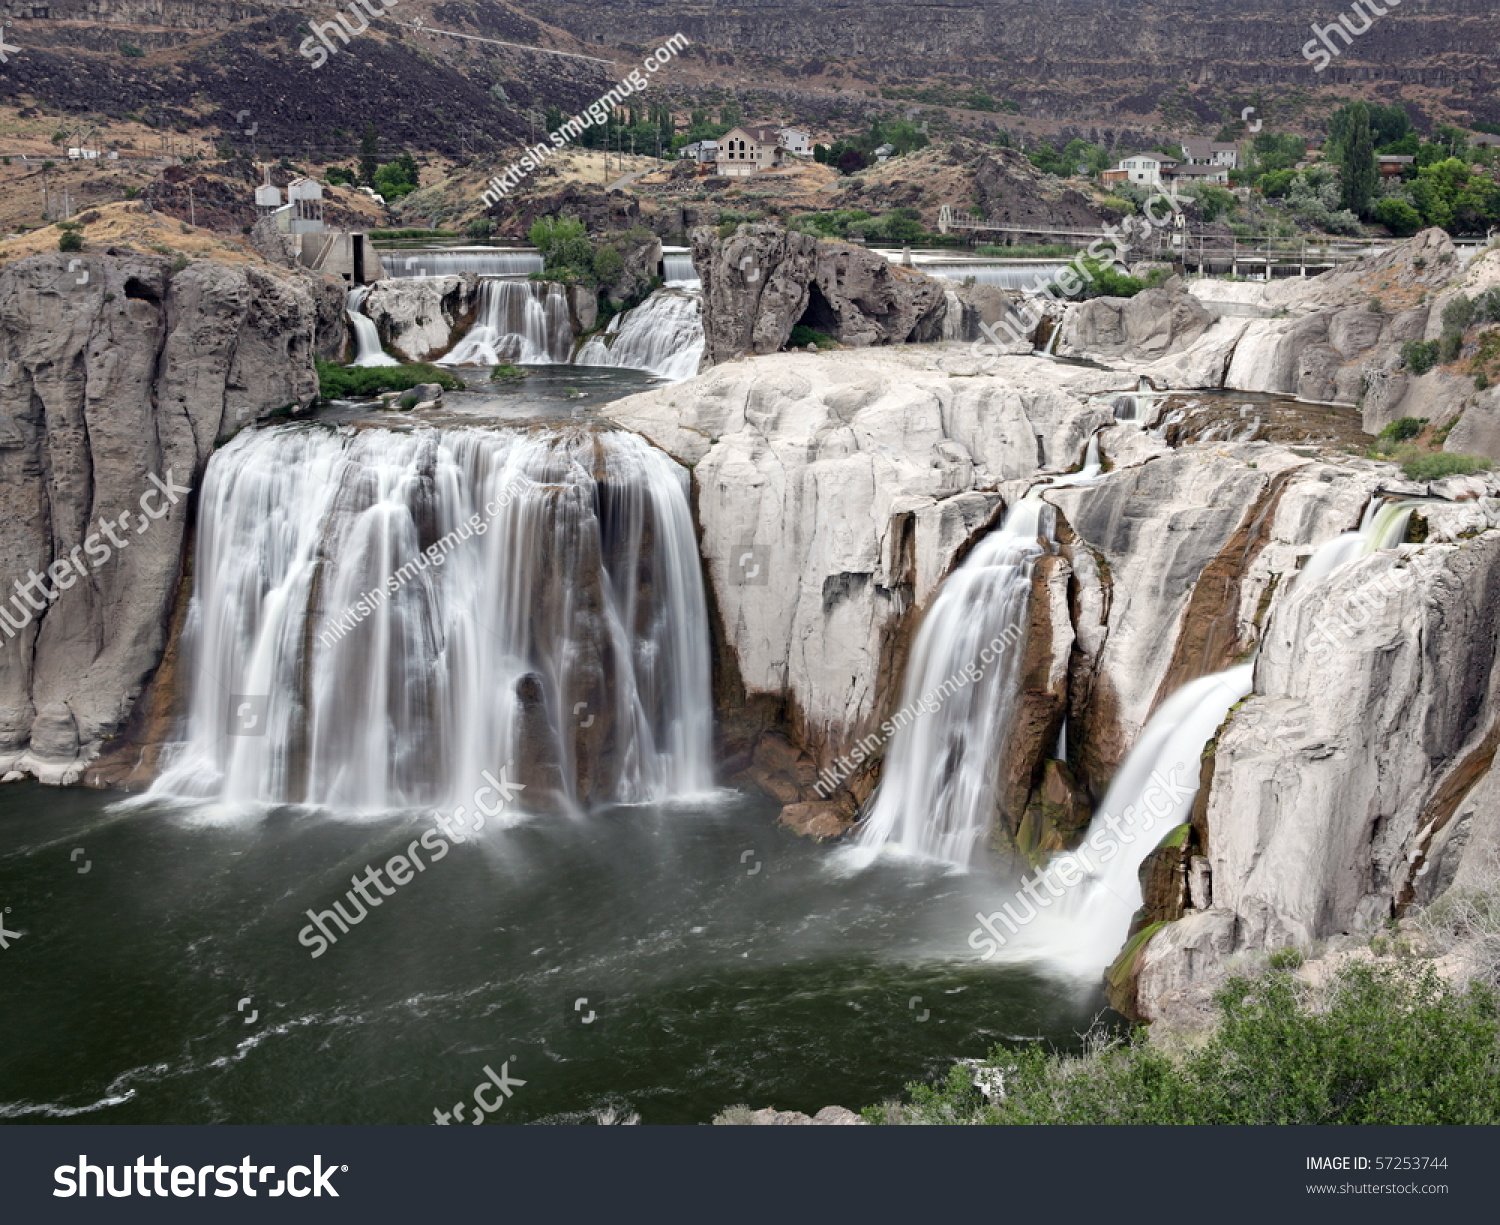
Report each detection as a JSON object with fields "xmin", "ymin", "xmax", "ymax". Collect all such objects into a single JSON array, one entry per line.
[{"xmin": 400, "ymin": 21, "xmax": 617, "ymax": 67}]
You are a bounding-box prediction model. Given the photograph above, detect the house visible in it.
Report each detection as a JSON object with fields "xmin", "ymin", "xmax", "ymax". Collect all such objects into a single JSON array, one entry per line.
[
  {"xmin": 67, "ymin": 147, "xmax": 101, "ymax": 161},
  {"xmin": 1181, "ymin": 138, "xmax": 1240, "ymax": 170},
  {"xmin": 873, "ymin": 143, "xmax": 896, "ymax": 163},
  {"xmin": 1377, "ymin": 154, "xmax": 1416, "ymax": 179},
  {"xmin": 1112, "ymin": 154, "xmax": 1178, "ymax": 189},
  {"xmin": 1164, "ymin": 163, "xmax": 1231, "ymax": 186},
  {"xmin": 1474, "ymin": 134, "xmax": 1500, "ymax": 150},
  {"xmin": 778, "ymin": 127, "xmax": 812, "ymax": 156},
  {"xmin": 716, "ymin": 126, "xmax": 787, "ymax": 177},
  {"xmin": 680, "ymin": 140, "xmax": 719, "ymax": 164},
  {"xmin": 1101, "ymin": 167, "xmax": 1129, "ymax": 185}
]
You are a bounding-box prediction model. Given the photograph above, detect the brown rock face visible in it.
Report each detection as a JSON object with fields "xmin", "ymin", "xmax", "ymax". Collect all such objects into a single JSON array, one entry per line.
[{"xmin": 777, "ymin": 799, "xmax": 854, "ymax": 840}]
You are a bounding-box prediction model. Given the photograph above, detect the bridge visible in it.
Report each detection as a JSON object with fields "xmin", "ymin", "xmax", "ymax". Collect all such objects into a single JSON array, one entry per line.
[{"xmin": 935, "ymin": 204, "xmax": 1399, "ymax": 276}]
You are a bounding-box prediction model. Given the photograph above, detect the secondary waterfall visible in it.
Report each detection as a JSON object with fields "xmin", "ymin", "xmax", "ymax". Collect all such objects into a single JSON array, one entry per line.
[
  {"xmin": 148, "ymin": 424, "xmax": 714, "ymax": 813},
  {"xmin": 856, "ymin": 441, "xmax": 1105, "ymax": 867},
  {"xmin": 662, "ymin": 250, "xmax": 699, "ymax": 284},
  {"xmin": 384, "ymin": 249, "xmax": 544, "ymax": 278},
  {"xmin": 438, "ymin": 280, "xmax": 573, "ymax": 366},
  {"xmin": 346, "ymin": 286, "xmax": 400, "ymax": 367},
  {"xmin": 575, "ymin": 286, "xmax": 705, "ymax": 381},
  {"xmin": 1030, "ymin": 492, "xmax": 1417, "ymax": 974}
]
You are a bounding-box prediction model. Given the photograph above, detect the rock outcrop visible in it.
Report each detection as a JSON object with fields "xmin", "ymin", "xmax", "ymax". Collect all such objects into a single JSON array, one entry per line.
[
  {"xmin": 0, "ymin": 251, "xmax": 341, "ymax": 784},
  {"xmin": 361, "ymin": 275, "xmax": 480, "ymax": 363},
  {"xmin": 691, "ymin": 223, "xmax": 951, "ymax": 366},
  {"xmin": 607, "ymin": 347, "xmax": 1124, "ymax": 814}
]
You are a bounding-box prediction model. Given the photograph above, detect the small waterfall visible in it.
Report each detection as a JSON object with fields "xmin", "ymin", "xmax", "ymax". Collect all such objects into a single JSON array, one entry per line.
[
  {"xmin": 918, "ymin": 261, "xmax": 1074, "ymax": 290},
  {"xmin": 148, "ymin": 424, "xmax": 714, "ymax": 812},
  {"xmin": 385, "ymin": 249, "xmax": 544, "ymax": 278},
  {"xmin": 855, "ymin": 437, "xmax": 1103, "ymax": 867},
  {"xmin": 439, "ymin": 280, "xmax": 573, "ymax": 366},
  {"xmin": 662, "ymin": 250, "xmax": 698, "ymax": 284},
  {"xmin": 575, "ymin": 286, "xmax": 704, "ymax": 381},
  {"xmin": 856, "ymin": 498, "xmax": 1050, "ymax": 867},
  {"xmin": 346, "ymin": 286, "xmax": 400, "ymax": 367},
  {"xmin": 1032, "ymin": 491, "xmax": 1418, "ymax": 973}
]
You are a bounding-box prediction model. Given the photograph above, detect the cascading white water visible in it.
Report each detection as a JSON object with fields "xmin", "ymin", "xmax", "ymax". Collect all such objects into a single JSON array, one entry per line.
[
  {"xmin": 662, "ymin": 250, "xmax": 698, "ymax": 284},
  {"xmin": 148, "ymin": 424, "xmax": 714, "ymax": 813},
  {"xmin": 856, "ymin": 441, "xmax": 1105, "ymax": 868},
  {"xmin": 385, "ymin": 249, "xmax": 544, "ymax": 278},
  {"xmin": 1026, "ymin": 492, "xmax": 1417, "ymax": 974},
  {"xmin": 575, "ymin": 286, "xmax": 705, "ymax": 381},
  {"xmin": 855, "ymin": 499, "xmax": 1050, "ymax": 867},
  {"xmin": 439, "ymin": 280, "xmax": 574, "ymax": 366},
  {"xmin": 346, "ymin": 286, "xmax": 400, "ymax": 367}
]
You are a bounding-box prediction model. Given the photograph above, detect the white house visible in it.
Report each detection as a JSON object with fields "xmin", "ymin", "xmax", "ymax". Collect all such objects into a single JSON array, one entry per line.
[
  {"xmin": 873, "ymin": 143, "xmax": 896, "ymax": 163},
  {"xmin": 1112, "ymin": 154, "xmax": 1178, "ymax": 188},
  {"xmin": 716, "ymin": 126, "xmax": 787, "ymax": 177},
  {"xmin": 777, "ymin": 127, "xmax": 812, "ymax": 156},
  {"xmin": 1164, "ymin": 163, "xmax": 1230, "ymax": 186},
  {"xmin": 680, "ymin": 140, "xmax": 719, "ymax": 163}
]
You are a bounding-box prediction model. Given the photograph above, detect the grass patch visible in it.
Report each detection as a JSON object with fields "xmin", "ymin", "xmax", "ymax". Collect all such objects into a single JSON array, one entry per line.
[
  {"xmin": 315, "ymin": 360, "xmax": 463, "ymax": 400},
  {"xmin": 488, "ymin": 363, "xmax": 526, "ymax": 382}
]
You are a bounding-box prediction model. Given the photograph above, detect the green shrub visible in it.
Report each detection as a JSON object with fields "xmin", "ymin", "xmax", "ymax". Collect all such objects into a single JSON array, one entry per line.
[
  {"xmin": 120, "ymin": 42, "xmax": 145, "ymax": 58},
  {"xmin": 315, "ymin": 360, "xmax": 463, "ymax": 400},
  {"xmin": 488, "ymin": 363, "xmax": 526, "ymax": 382},
  {"xmin": 871, "ymin": 962, "xmax": 1500, "ymax": 1125},
  {"xmin": 1399, "ymin": 449, "xmax": 1492, "ymax": 481},
  {"xmin": 1402, "ymin": 339, "xmax": 1442, "ymax": 375},
  {"xmin": 58, "ymin": 229, "xmax": 84, "ymax": 253},
  {"xmin": 1266, "ymin": 946, "xmax": 1305, "ymax": 970},
  {"xmin": 591, "ymin": 243, "xmax": 624, "ymax": 287},
  {"xmin": 1441, "ymin": 331, "xmax": 1465, "ymax": 363},
  {"xmin": 1378, "ymin": 416, "xmax": 1427, "ymax": 444},
  {"xmin": 1443, "ymin": 293, "xmax": 1476, "ymax": 334}
]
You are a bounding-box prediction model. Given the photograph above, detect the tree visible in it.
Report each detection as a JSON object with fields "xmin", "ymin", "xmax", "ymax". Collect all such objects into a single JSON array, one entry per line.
[
  {"xmin": 1373, "ymin": 198, "xmax": 1423, "ymax": 237},
  {"xmin": 1339, "ymin": 101, "xmax": 1377, "ymax": 218},
  {"xmin": 359, "ymin": 124, "xmax": 379, "ymax": 186}
]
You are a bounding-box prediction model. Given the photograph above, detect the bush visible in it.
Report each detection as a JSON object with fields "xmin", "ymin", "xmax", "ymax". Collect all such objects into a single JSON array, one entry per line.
[
  {"xmin": 58, "ymin": 229, "xmax": 84, "ymax": 253},
  {"xmin": 1443, "ymin": 293, "xmax": 1476, "ymax": 334},
  {"xmin": 591, "ymin": 243, "xmax": 624, "ymax": 287},
  {"xmin": 871, "ymin": 962, "xmax": 1500, "ymax": 1124},
  {"xmin": 529, "ymin": 216, "xmax": 596, "ymax": 284},
  {"xmin": 1373, "ymin": 197, "xmax": 1423, "ymax": 237},
  {"xmin": 1402, "ymin": 339, "xmax": 1442, "ymax": 375},
  {"xmin": 1398, "ymin": 449, "xmax": 1492, "ymax": 481},
  {"xmin": 315, "ymin": 360, "xmax": 463, "ymax": 400},
  {"xmin": 488, "ymin": 363, "xmax": 526, "ymax": 382},
  {"xmin": 1378, "ymin": 416, "xmax": 1427, "ymax": 444},
  {"xmin": 1441, "ymin": 331, "xmax": 1464, "ymax": 364},
  {"xmin": 120, "ymin": 43, "xmax": 145, "ymax": 57}
]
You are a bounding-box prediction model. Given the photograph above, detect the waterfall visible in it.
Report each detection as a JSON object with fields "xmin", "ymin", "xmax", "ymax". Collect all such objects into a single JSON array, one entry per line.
[
  {"xmin": 346, "ymin": 286, "xmax": 400, "ymax": 367},
  {"xmin": 147, "ymin": 424, "xmax": 714, "ymax": 813},
  {"xmin": 575, "ymin": 286, "xmax": 705, "ymax": 381},
  {"xmin": 385, "ymin": 249, "xmax": 544, "ymax": 278},
  {"xmin": 855, "ymin": 441, "xmax": 1104, "ymax": 868},
  {"xmin": 662, "ymin": 250, "xmax": 698, "ymax": 284},
  {"xmin": 1029, "ymin": 492, "xmax": 1418, "ymax": 973},
  {"xmin": 855, "ymin": 498, "xmax": 1050, "ymax": 867},
  {"xmin": 439, "ymin": 280, "xmax": 573, "ymax": 366}
]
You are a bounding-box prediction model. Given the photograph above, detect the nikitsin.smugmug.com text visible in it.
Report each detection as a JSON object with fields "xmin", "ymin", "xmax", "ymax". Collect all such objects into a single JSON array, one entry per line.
[{"xmin": 481, "ymin": 34, "xmax": 689, "ymax": 207}]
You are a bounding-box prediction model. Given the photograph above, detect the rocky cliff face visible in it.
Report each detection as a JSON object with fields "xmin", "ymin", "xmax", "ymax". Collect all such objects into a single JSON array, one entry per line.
[
  {"xmin": 607, "ymin": 346, "xmax": 1122, "ymax": 823},
  {"xmin": 0, "ymin": 251, "xmax": 342, "ymax": 783},
  {"xmin": 691, "ymin": 223, "xmax": 952, "ymax": 366}
]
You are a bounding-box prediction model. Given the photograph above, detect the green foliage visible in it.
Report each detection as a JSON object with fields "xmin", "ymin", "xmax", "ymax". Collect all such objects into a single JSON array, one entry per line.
[
  {"xmin": 1373, "ymin": 197, "xmax": 1423, "ymax": 237},
  {"xmin": 1379, "ymin": 416, "xmax": 1428, "ymax": 445},
  {"xmin": 488, "ymin": 363, "xmax": 526, "ymax": 382},
  {"xmin": 877, "ymin": 963, "xmax": 1500, "ymax": 1125},
  {"xmin": 119, "ymin": 42, "xmax": 145, "ymax": 58},
  {"xmin": 315, "ymin": 360, "xmax": 463, "ymax": 400},
  {"xmin": 368, "ymin": 228, "xmax": 459, "ymax": 240},
  {"xmin": 324, "ymin": 165, "xmax": 357, "ymax": 187},
  {"xmin": 1398, "ymin": 449, "xmax": 1492, "ymax": 481},
  {"xmin": 1071, "ymin": 256, "xmax": 1145, "ymax": 299},
  {"xmin": 528, "ymin": 216, "xmax": 596, "ymax": 284},
  {"xmin": 1443, "ymin": 293, "xmax": 1477, "ymax": 334},
  {"xmin": 591, "ymin": 243, "xmax": 625, "ymax": 287},
  {"xmin": 1266, "ymin": 947, "xmax": 1304, "ymax": 970},
  {"xmin": 372, "ymin": 152, "xmax": 420, "ymax": 200},
  {"xmin": 359, "ymin": 124, "xmax": 380, "ymax": 186},
  {"xmin": 1402, "ymin": 339, "xmax": 1442, "ymax": 376},
  {"xmin": 463, "ymin": 217, "xmax": 494, "ymax": 243},
  {"xmin": 789, "ymin": 324, "xmax": 837, "ymax": 349},
  {"xmin": 57, "ymin": 229, "xmax": 84, "ymax": 253},
  {"xmin": 1339, "ymin": 101, "xmax": 1378, "ymax": 218}
]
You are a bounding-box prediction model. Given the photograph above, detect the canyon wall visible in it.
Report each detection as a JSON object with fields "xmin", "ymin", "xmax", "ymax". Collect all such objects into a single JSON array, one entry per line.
[{"xmin": 0, "ymin": 251, "xmax": 342, "ymax": 783}]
